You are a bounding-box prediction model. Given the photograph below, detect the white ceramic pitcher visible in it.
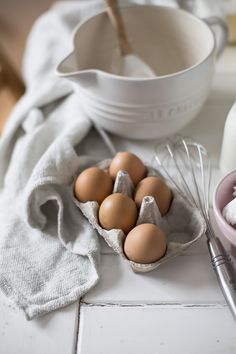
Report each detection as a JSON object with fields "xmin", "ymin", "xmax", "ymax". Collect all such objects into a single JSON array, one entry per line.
[{"xmin": 57, "ymin": 5, "xmax": 227, "ymax": 139}]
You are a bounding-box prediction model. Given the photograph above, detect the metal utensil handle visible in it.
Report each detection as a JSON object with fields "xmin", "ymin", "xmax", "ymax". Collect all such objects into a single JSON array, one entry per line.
[
  {"xmin": 207, "ymin": 236, "xmax": 236, "ymax": 320},
  {"xmin": 104, "ymin": 0, "xmax": 132, "ymax": 55}
]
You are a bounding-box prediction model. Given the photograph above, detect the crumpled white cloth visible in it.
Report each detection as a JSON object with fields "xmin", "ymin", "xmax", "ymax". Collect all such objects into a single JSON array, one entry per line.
[{"xmin": 0, "ymin": 0, "xmax": 177, "ymax": 320}]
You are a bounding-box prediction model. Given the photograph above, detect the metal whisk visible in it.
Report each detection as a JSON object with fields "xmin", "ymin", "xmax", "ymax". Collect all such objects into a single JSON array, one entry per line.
[{"xmin": 154, "ymin": 136, "xmax": 236, "ymax": 321}]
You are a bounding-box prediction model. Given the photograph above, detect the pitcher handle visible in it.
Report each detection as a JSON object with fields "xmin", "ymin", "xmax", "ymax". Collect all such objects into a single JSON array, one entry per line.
[{"xmin": 203, "ymin": 16, "xmax": 228, "ymax": 58}]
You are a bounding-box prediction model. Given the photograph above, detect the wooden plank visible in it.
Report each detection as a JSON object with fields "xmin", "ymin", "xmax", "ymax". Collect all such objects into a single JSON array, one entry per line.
[
  {"xmin": 0, "ymin": 292, "xmax": 79, "ymax": 354},
  {"xmin": 83, "ymin": 251, "xmax": 225, "ymax": 305},
  {"xmin": 78, "ymin": 304, "xmax": 236, "ymax": 354},
  {"xmin": 86, "ymin": 211, "xmax": 235, "ymax": 305}
]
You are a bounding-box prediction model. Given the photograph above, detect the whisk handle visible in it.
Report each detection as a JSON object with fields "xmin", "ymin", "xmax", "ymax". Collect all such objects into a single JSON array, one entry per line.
[{"xmin": 207, "ymin": 236, "xmax": 236, "ymax": 320}]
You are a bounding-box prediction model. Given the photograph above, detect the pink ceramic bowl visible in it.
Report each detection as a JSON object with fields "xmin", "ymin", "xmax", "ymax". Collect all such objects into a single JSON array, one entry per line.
[{"xmin": 213, "ymin": 170, "xmax": 236, "ymax": 247}]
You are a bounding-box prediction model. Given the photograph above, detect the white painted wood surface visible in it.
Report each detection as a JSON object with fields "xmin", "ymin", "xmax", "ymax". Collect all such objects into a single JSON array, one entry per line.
[
  {"xmin": 77, "ymin": 47, "xmax": 236, "ymax": 353},
  {"xmin": 0, "ymin": 291, "xmax": 79, "ymax": 354},
  {"xmin": 78, "ymin": 305, "xmax": 236, "ymax": 354},
  {"xmin": 84, "ymin": 249, "xmax": 224, "ymax": 306},
  {"xmin": 0, "ymin": 39, "xmax": 235, "ymax": 354}
]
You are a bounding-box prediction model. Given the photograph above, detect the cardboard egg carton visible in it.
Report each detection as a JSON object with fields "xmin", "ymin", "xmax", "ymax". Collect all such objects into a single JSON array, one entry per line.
[{"xmin": 73, "ymin": 159, "xmax": 206, "ymax": 273}]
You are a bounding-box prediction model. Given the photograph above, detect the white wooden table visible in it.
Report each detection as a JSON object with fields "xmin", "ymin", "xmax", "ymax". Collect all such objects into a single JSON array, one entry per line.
[{"xmin": 1, "ymin": 46, "xmax": 236, "ymax": 354}]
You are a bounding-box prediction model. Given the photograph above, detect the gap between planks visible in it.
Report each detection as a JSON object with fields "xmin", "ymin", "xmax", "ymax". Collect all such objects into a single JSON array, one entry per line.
[
  {"xmin": 80, "ymin": 301, "xmax": 227, "ymax": 309},
  {"xmin": 72, "ymin": 301, "xmax": 81, "ymax": 354}
]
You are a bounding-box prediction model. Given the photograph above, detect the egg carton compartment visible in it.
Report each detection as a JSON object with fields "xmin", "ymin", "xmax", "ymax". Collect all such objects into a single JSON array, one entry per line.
[{"xmin": 73, "ymin": 159, "xmax": 206, "ymax": 273}]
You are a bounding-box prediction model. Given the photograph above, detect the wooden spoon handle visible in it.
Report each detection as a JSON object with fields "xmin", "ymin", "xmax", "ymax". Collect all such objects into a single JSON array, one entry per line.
[{"xmin": 104, "ymin": 0, "xmax": 132, "ymax": 56}]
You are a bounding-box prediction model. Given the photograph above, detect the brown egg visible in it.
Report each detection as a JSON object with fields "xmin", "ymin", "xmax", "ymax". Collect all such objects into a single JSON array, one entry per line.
[
  {"xmin": 98, "ymin": 193, "xmax": 137, "ymax": 234},
  {"xmin": 74, "ymin": 167, "xmax": 113, "ymax": 204},
  {"xmin": 124, "ymin": 223, "xmax": 167, "ymax": 264},
  {"xmin": 134, "ymin": 176, "xmax": 172, "ymax": 215},
  {"xmin": 109, "ymin": 151, "xmax": 146, "ymax": 186}
]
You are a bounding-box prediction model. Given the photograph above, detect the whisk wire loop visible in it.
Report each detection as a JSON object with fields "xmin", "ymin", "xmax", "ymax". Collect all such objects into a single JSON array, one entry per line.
[
  {"xmin": 184, "ymin": 139, "xmax": 210, "ymax": 221},
  {"xmin": 154, "ymin": 135, "xmax": 236, "ymax": 321}
]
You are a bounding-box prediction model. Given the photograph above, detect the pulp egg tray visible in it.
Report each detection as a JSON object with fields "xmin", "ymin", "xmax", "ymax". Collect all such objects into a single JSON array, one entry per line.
[{"xmin": 73, "ymin": 159, "xmax": 206, "ymax": 273}]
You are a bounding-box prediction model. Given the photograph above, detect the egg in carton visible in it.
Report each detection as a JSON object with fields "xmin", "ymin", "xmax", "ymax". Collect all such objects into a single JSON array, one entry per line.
[{"xmin": 73, "ymin": 159, "xmax": 206, "ymax": 273}]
